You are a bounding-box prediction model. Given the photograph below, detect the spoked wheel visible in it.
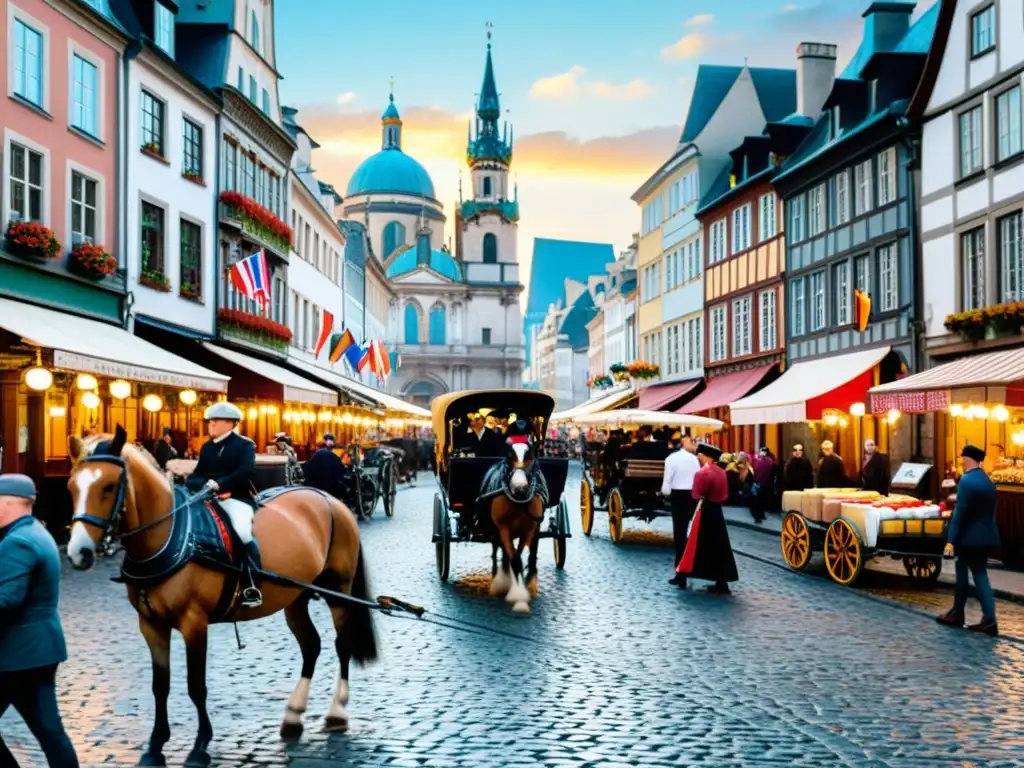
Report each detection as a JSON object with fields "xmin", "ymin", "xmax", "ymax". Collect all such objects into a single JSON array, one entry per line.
[
  {"xmin": 607, "ymin": 488, "xmax": 624, "ymax": 543},
  {"xmin": 580, "ymin": 479, "xmax": 594, "ymax": 536},
  {"xmin": 357, "ymin": 474, "xmax": 378, "ymax": 518},
  {"xmin": 824, "ymin": 517, "xmax": 864, "ymax": 586},
  {"xmin": 433, "ymin": 494, "xmax": 450, "ymax": 582},
  {"xmin": 553, "ymin": 498, "xmax": 569, "ymax": 569},
  {"xmin": 382, "ymin": 459, "xmax": 398, "ymax": 518},
  {"xmin": 903, "ymin": 555, "xmax": 942, "ymax": 584},
  {"xmin": 780, "ymin": 511, "xmax": 813, "ymax": 571}
]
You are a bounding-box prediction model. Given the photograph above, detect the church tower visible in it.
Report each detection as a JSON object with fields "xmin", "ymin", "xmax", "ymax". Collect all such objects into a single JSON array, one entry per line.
[
  {"xmin": 456, "ymin": 27, "xmax": 519, "ymax": 276},
  {"xmin": 381, "ymin": 86, "xmax": 402, "ymax": 150}
]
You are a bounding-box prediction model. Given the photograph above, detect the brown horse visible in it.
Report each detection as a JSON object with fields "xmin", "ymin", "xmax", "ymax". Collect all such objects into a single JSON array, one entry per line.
[
  {"xmin": 488, "ymin": 439, "xmax": 545, "ymax": 614},
  {"xmin": 65, "ymin": 425, "xmax": 377, "ymax": 768}
]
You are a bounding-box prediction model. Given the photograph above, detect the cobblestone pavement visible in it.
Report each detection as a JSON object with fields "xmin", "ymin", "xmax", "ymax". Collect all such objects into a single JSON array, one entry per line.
[{"xmin": 4, "ymin": 464, "xmax": 1024, "ymax": 767}]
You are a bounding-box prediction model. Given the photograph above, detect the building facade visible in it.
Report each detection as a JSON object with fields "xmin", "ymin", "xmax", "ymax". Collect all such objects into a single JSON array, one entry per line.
[{"xmin": 535, "ymin": 278, "xmax": 597, "ymax": 409}]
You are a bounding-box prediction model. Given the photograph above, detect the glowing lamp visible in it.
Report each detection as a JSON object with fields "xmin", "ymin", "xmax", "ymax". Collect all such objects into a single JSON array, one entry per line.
[
  {"xmin": 972, "ymin": 404, "xmax": 989, "ymax": 420},
  {"xmin": 839, "ymin": 417, "xmax": 849, "ymax": 427},
  {"xmin": 268, "ymin": 404, "xmax": 279, "ymax": 415},
  {"xmin": 823, "ymin": 414, "xmax": 839, "ymax": 426},
  {"xmin": 849, "ymin": 402, "xmax": 866, "ymax": 417},
  {"xmin": 179, "ymin": 389, "xmax": 198, "ymax": 406},
  {"xmin": 81, "ymin": 391, "xmax": 100, "ymax": 409},
  {"xmin": 49, "ymin": 406, "xmax": 67, "ymax": 417},
  {"xmin": 110, "ymin": 379, "xmax": 132, "ymax": 399},
  {"xmin": 887, "ymin": 408, "xmax": 901, "ymax": 423},
  {"xmin": 993, "ymin": 405, "xmax": 1009, "ymax": 422},
  {"xmin": 24, "ymin": 366, "xmax": 53, "ymax": 392},
  {"xmin": 142, "ymin": 394, "xmax": 163, "ymax": 412},
  {"xmin": 949, "ymin": 403, "xmax": 964, "ymax": 417},
  {"xmin": 1013, "ymin": 430, "xmax": 1024, "ymax": 447},
  {"xmin": 259, "ymin": 405, "xmax": 268, "ymax": 416},
  {"xmin": 247, "ymin": 407, "xmax": 258, "ymax": 420},
  {"xmin": 76, "ymin": 374, "xmax": 98, "ymax": 390},
  {"xmin": 342, "ymin": 412, "xmax": 354, "ymax": 424}
]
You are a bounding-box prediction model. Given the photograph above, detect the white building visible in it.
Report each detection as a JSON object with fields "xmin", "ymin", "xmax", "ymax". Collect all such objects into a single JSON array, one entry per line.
[
  {"xmin": 603, "ymin": 235, "xmax": 638, "ymax": 370},
  {"xmin": 536, "ymin": 278, "xmax": 599, "ymax": 410},
  {"xmin": 112, "ymin": 1, "xmax": 219, "ymax": 337}
]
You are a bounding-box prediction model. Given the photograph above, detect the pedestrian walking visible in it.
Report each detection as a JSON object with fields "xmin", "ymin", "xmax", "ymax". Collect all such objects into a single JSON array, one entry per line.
[
  {"xmin": 0, "ymin": 474, "xmax": 79, "ymax": 767},
  {"xmin": 750, "ymin": 447, "xmax": 776, "ymax": 524},
  {"xmin": 676, "ymin": 442, "xmax": 739, "ymax": 594},
  {"xmin": 661, "ymin": 435, "xmax": 700, "ymax": 588},
  {"xmin": 936, "ymin": 445, "xmax": 1000, "ymax": 636}
]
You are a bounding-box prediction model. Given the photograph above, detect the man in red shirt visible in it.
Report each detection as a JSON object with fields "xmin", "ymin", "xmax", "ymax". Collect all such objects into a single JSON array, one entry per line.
[{"xmin": 677, "ymin": 442, "xmax": 739, "ymax": 594}]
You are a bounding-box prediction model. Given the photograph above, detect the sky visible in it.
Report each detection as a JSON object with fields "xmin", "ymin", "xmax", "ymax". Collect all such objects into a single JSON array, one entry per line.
[{"xmin": 274, "ymin": 0, "xmax": 928, "ymax": 294}]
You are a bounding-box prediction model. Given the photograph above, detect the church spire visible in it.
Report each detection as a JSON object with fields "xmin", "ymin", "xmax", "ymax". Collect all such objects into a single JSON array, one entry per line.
[
  {"xmin": 477, "ymin": 23, "xmax": 500, "ymax": 122},
  {"xmin": 466, "ymin": 24, "xmax": 512, "ymax": 166},
  {"xmin": 381, "ymin": 77, "xmax": 402, "ymax": 150}
]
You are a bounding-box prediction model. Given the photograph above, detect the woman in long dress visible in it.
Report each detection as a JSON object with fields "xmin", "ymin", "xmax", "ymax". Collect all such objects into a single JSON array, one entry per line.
[{"xmin": 677, "ymin": 442, "xmax": 739, "ymax": 594}]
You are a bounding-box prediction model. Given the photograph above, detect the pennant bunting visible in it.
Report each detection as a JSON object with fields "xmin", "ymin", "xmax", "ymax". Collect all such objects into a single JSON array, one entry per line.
[{"xmin": 329, "ymin": 329, "xmax": 356, "ymax": 364}]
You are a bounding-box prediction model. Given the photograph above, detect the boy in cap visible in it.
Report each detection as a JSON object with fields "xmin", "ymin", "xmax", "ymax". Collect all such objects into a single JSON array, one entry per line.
[
  {"xmin": 936, "ymin": 444, "xmax": 1000, "ymax": 635},
  {"xmin": 0, "ymin": 474, "xmax": 79, "ymax": 767}
]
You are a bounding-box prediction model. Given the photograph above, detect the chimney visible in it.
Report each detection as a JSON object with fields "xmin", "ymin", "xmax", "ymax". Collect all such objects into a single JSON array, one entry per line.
[
  {"xmin": 862, "ymin": 2, "xmax": 915, "ymax": 55},
  {"xmin": 796, "ymin": 42, "xmax": 837, "ymax": 118}
]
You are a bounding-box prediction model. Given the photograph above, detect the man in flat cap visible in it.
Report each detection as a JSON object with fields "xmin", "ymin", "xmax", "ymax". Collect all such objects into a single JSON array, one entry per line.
[
  {"xmin": 0, "ymin": 474, "xmax": 79, "ymax": 766},
  {"xmin": 937, "ymin": 444, "xmax": 1000, "ymax": 636},
  {"xmin": 676, "ymin": 442, "xmax": 739, "ymax": 594}
]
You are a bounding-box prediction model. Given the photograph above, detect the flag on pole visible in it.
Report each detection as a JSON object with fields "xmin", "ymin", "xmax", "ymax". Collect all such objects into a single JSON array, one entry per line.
[
  {"xmin": 343, "ymin": 340, "xmax": 364, "ymax": 370},
  {"xmin": 313, "ymin": 310, "xmax": 334, "ymax": 358},
  {"xmin": 378, "ymin": 342, "xmax": 392, "ymax": 378},
  {"xmin": 329, "ymin": 329, "xmax": 356, "ymax": 364},
  {"xmin": 357, "ymin": 340, "xmax": 372, "ymax": 373},
  {"xmin": 228, "ymin": 249, "xmax": 272, "ymax": 306}
]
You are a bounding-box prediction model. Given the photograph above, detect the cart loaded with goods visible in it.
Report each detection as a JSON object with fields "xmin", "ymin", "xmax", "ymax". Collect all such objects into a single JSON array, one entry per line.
[{"xmin": 780, "ymin": 488, "xmax": 950, "ymax": 586}]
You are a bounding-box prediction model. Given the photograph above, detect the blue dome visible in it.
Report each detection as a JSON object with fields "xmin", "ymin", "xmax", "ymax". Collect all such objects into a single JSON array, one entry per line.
[
  {"xmin": 386, "ymin": 247, "xmax": 462, "ymax": 281},
  {"xmin": 345, "ymin": 149, "xmax": 435, "ymax": 198}
]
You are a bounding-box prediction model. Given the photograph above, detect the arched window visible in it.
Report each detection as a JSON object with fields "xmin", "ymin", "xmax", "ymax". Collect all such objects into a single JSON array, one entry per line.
[
  {"xmin": 482, "ymin": 233, "xmax": 497, "ymax": 264},
  {"xmin": 429, "ymin": 305, "xmax": 447, "ymax": 345},
  {"xmin": 250, "ymin": 10, "xmax": 260, "ymax": 51},
  {"xmin": 382, "ymin": 220, "xmax": 406, "ymax": 259},
  {"xmin": 482, "ymin": 176, "xmax": 492, "ymax": 197},
  {"xmin": 404, "ymin": 304, "xmax": 420, "ymax": 344}
]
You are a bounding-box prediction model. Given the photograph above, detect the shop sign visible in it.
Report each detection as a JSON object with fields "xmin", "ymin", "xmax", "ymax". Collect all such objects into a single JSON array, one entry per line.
[{"xmin": 53, "ymin": 351, "xmax": 228, "ymax": 393}]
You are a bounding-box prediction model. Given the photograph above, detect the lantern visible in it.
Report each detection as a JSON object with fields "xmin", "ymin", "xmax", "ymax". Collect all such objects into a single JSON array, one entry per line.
[
  {"xmin": 81, "ymin": 391, "xmax": 100, "ymax": 409},
  {"xmin": 179, "ymin": 389, "xmax": 198, "ymax": 406},
  {"xmin": 110, "ymin": 380, "xmax": 132, "ymax": 399},
  {"xmin": 76, "ymin": 374, "xmax": 98, "ymax": 390},
  {"xmin": 142, "ymin": 394, "xmax": 163, "ymax": 413}
]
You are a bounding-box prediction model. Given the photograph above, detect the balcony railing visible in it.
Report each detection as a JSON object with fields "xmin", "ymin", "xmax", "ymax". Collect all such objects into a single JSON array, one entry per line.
[{"xmin": 218, "ymin": 194, "xmax": 291, "ymax": 259}]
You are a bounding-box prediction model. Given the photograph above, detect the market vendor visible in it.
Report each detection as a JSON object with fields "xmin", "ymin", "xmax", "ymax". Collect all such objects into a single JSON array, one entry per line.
[
  {"xmin": 816, "ymin": 441, "xmax": 848, "ymax": 488},
  {"xmin": 784, "ymin": 444, "xmax": 814, "ymax": 491},
  {"xmin": 860, "ymin": 439, "xmax": 890, "ymax": 495}
]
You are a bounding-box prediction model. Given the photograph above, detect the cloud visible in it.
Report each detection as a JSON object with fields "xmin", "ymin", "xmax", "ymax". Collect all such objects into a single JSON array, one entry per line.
[
  {"xmin": 335, "ymin": 92, "xmax": 357, "ymax": 106},
  {"xmin": 661, "ymin": 32, "xmax": 708, "ymax": 61},
  {"xmin": 588, "ymin": 78, "xmax": 656, "ymax": 101},
  {"xmin": 685, "ymin": 13, "xmax": 715, "ymax": 26},
  {"xmin": 529, "ymin": 66, "xmax": 586, "ymax": 100},
  {"xmin": 780, "ymin": 3, "xmax": 797, "ymax": 11}
]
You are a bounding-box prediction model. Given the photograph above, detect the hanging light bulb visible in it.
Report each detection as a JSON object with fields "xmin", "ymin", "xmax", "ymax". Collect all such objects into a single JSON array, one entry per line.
[
  {"xmin": 179, "ymin": 389, "xmax": 198, "ymax": 406},
  {"xmin": 849, "ymin": 402, "xmax": 866, "ymax": 417},
  {"xmin": 993, "ymin": 404, "xmax": 1010, "ymax": 422},
  {"xmin": 247, "ymin": 407, "xmax": 259, "ymax": 420},
  {"xmin": 81, "ymin": 391, "xmax": 100, "ymax": 409},
  {"xmin": 76, "ymin": 374, "xmax": 98, "ymax": 390},
  {"xmin": 823, "ymin": 413, "xmax": 839, "ymax": 426},
  {"xmin": 342, "ymin": 412, "xmax": 354, "ymax": 424},
  {"xmin": 259, "ymin": 404, "xmax": 268, "ymax": 415},
  {"xmin": 973, "ymin": 404, "xmax": 989, "ymax": 420},
  {"xmin": 142, "ymin": 394, "xmax": 163, "ymax": 412},
  {"xmin": 887, "ymin": 408, "xmax": 901, "ymax": 423},
  {"xmin": 109, "ymin": 379, "xmax": 132, "ymax": 399},
  {"xmin": 24, "ymin": 348, "xmax": 53, "ymax": 392},
  {"xmin": 949, "ymin": 403, "xmax": 964, "ymax": 417}
]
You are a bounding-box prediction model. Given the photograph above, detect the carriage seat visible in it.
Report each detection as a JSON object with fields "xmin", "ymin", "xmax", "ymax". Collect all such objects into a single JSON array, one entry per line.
[{"xmin": 623, "ymin": 459, "xmax": 667, "ymax": 479}]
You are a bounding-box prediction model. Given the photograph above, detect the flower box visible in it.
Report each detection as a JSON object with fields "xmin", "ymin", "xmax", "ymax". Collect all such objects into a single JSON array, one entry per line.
[
  {"xmin": 141, "ymin": 142, "xmax": 164, "ymax": 160},
  {"xmin": 5, "ymin": 221, "xmax": 61, "ymax": 262},
  {"xmin": 141, "ymin": 270, "xmax": 171, "ymax": 292},
  {"xmin": 68, "ymin": 242, "xmax": 116, "ymax": 279},
  {"xmin": 945, "ymin": 302, "xmax": 1024, "ymax": 342},
  {"xmin": 180, "ymin": 283, "xmax": 202, "ymax": 302},
  {"xmin": 182, "ymin": 171, "xmax": 206, "ymax": 187},
  {"xmin": 219, "ymin": 191, "xmax": 291, "ymax": 253},
  {"xmin": 217, "ymin": 307, "xmax": 292, "ymax": 350},
  {"xmin": 627, "ymin": 360, "xmax": 660, "ymax": 380}
]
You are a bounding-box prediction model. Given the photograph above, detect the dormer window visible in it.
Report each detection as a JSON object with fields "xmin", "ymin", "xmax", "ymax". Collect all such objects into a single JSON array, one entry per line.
[
  {"xmin": 154, "ymin": 1, "xmax": 174, "ymax": 56},
  {"xmin": 250, "ymin": 9, "xmax": 260, "ymax": 53},
  {"xmin": 970, "ymin": 5, "xmax": 994, "ymax": 58}
]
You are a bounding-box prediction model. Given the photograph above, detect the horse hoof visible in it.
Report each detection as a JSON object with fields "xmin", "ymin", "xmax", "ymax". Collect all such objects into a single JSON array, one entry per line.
[
  {"xmin": 137, "ymin": 753, "xmax": 166, "ymax": 767},
  {"xmin": 527, "ymin": 577, "xmax": 538, "ymax": 597},
  {"xmin": 280, "ymin": 720, "xmax": 304, "ymax": 740},
  {"xmin": 511, "ymin": 601, "xmax": 530, "ymax": 614},
  {"xmin": 324, "ymin": 714, "xmax": 349, "ymax": 733},
  {"xmin": 184, "ymin": 750, "xmax": 211, "ymax": 768}
]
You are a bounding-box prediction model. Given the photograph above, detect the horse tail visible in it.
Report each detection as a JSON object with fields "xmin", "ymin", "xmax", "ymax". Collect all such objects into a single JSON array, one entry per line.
[{"xmin": 342, "ymin": 545, "xmax": 379, "ymax": 665}]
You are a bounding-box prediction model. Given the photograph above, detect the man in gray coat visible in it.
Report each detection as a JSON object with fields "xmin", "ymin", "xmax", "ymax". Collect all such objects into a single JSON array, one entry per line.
[{"xmin": 0, "ymin": 474, "xmax": 79, "ymax": 767}]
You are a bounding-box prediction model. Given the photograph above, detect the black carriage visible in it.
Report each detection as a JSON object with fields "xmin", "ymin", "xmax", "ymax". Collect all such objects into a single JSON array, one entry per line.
[
  {"xmin": 430, "ymin": 389, "xmax": 571, "ymax": 581},
  {"xmin": 352, "ymin": 443, "xmax": 400, "ymax": 518}
]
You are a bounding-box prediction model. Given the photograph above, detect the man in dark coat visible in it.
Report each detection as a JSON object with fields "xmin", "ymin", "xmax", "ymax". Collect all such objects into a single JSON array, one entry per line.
[
  {"xmin": 303, "ymin": 432, "xmax": 346, "ymax": 496},
  {"xmin": 815, "ymin": 440, "xmax": 848, "ymax": 488},
  {"xmin": 859, "ymin": 439, "xmax": 891, "ymax": 495},
  {"xmin": 784, "ymin": 443, "xmax": 815, "ymax": 491},
  {"xmin": 154, "ymin": 427, "xmax": 177, "ymax": 470},
  {"xmin": 0, "ymin": 474, "xmax": 79, "ymax": 767},
  {"xmin": 937, "ymin": 444, "xmax": 1000, "ymax": 636},
  {"xmin": 677, "ymin": 442, "xmax": 739, "ymax": 594},
  {"xmin": 186, "ymin": 402, "xmax": 261, "ymax": 608},
  {"xmin": 459, "ymin": 413, "xmax": 505, "ymax": 457}
]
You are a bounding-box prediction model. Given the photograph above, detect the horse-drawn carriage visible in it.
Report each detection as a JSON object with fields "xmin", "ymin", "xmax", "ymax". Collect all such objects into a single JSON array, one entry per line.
[
  {"xmin": 571, "ymin": 409, "xmax": 723, "ymax": 542},
  {"xmin": 431, "ymin": 389, "xmax": 571, "ymax": 584},
  {"xmin": 350, "ymin": 442, "xmax": 400, "ymax": 517},
  {"xmin": 779, "ymin": 489, "xmax": 950, "ymax": 585}
]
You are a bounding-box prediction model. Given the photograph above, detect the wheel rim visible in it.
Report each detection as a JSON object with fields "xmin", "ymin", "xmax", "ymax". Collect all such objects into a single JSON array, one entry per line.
[
  {"xmin": 781, "ymin": 513, "xmax": 811, "ymax": 569},
  {"xmin": 824, "ymin": 519, "xmax": 861, "ymax": 585},
  {"xmin": 609, "ymin": 492, "xmax": 623, "ymax": 541},
  {"xmin": 580, "ymin": 483, "xmax": 593, "ymax": 534}
]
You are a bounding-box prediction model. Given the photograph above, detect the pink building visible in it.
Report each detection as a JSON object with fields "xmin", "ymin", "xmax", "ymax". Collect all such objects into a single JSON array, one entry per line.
[{"xmin": 1, "ymin": 0, "xmax": 127, "ymax": 262}]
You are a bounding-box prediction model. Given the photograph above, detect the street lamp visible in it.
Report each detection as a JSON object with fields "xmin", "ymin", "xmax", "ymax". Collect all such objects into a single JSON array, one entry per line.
[{"xmin": 24, "ymin": 349, "xmax": 52, "ymax": 392}]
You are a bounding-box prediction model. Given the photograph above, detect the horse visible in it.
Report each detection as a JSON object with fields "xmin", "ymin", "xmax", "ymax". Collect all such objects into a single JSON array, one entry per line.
[
  {"xmin": 64, "ymin": 425, "xmax": 378, "ymax": 768},
  {"xmin": 486, "ymin": 438, "xmax": 548, "ymax": 614}
]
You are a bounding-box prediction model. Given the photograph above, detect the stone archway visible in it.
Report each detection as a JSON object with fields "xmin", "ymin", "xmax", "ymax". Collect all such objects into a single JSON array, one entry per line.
[{"xmin": 402, "ymin": 377, "xmax": 447, "ymax": 408}]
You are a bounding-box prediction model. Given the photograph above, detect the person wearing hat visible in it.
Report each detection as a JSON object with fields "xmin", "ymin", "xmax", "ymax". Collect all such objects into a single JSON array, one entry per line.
[
  {"xmin": 186, "ymin": 401, "xmax": 262, "ymax": 608},
  {"xmin": 459, "ymin": 412, "xmax": 505, "ymax": 457},
  {"xmin": 784, "ymin": 444, "xmax": 814, "ymax": 491},
  {"xmin": 750, "ymin": 447, "xmax": 777, "ymax": 524},
  {"xmin": 273, "ymin": 433, "xmax": 304, "ymax": 486},
  {"xmin": 303, "ymin": 432, "xmax": 347, "ymax": 499},
  {"xmin": 0, "ymin": 474, "xmax": 79, "ymax": 767},
  {"xmin": 937, "ymin": 444, "xmax": 1000, "ymax": 635},
  {"xmin": 815, "ymin": 440, "xmax": 848, "ymax": 488},
  {"xmin": 154, "ymin": 426, "xmax": 178, "ymax": 470},
  {"xmin": 676, "ymin": 442, "xmax": 739, "ymax": 594}
]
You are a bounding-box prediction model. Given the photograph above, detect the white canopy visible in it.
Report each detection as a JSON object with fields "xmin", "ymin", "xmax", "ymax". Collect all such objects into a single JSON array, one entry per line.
[
  {"xmin": 568, "ymin": 409, "xmax": 723, "ymax": 431},
  {"xmin": 550, "ymin": 385, "xmax": 635, "ymax": 423},
  {"xmin": 288, "ymin": 357, "xmax": 430, "ymax": 418},
  {"xmin": 202, "ymin": 344, "xmax": 336, "ymax": 406}
]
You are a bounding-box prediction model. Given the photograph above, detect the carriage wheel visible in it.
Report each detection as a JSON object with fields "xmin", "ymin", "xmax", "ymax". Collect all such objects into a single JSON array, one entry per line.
[
  {"xmin": 553, "ymin": 499, "xmax": 568, "ymax": 569},
  {"xmin": 780, "ymin": 512, "xmax": 813, "ymax": 572},
  {"xmin": 824, "ymin": 518, "xmax": 864, "ymax": 586},
  {"xmin": 903, "ymin": 556, "xmax": 942, "ymax": 584},
  {"xmin": 580, "ymin": 480, "xmax": 594, "ymax": 536},
  {"xmin": 358, "ymin": 475, "xmax": 377, "ymax": 518},
  {"xmin": 607, "ymin": 489, "xmax": 624, "ymax": 543},
  {"xmin": 433, "ymin": 494, "xmax": 450, "ymax": 582},
  {"xmin": 383, "ymin": 459, "xmax": 398, "ymax": 518}
]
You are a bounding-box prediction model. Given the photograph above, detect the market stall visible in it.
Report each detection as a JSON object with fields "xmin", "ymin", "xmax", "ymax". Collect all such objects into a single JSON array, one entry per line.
[
  {"xmin": 678, "ymin": 363, "xmax": 779, "ymax": 454},
  {"xmin": 869, "ymin": 345, "xmax": 1024, "ymax": 569}
]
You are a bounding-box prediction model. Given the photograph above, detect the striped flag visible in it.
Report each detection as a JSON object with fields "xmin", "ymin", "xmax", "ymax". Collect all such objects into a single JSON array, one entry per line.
[
  {"xmin": 343, "ymin": 339, "xmax": 364, "ymax": 370},
  {"xmin": 228, "ymin": 249, "xmax": 272, "ymax": 306},
  {"xmin": 358, "ymin": 340, "xmax": 389, "ymax": 381},
  {"xmin": 313, "ymin": 309, "xmax": 334, "ymax": 358},
  {"xmin": 329, "ymin": 329, "xmax": 356, "ymax": 364}
]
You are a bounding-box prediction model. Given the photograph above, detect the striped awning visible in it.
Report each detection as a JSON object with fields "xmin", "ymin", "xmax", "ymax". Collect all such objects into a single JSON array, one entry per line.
[{"xmin": 869, "ymin": 346, "xmax": 1024, "ymax": 414}]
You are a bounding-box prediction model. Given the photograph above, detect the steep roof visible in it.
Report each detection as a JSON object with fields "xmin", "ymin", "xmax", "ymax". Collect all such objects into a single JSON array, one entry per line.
[
  {"xmin": 680, "ymin": 66, "xmax": 797, "ymax": 144},
  {"xmin": 559, "ymin": 290, "xmax": 597, "ymax": 351},
  {"xmin": 525, "ymin": 239, "xmax": 615, "ymax": 322}
]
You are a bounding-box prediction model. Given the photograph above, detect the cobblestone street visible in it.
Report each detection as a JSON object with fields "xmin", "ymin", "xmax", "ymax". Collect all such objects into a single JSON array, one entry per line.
[{"xmin": 5, "ymin": 465, "xmax": 1024, "ymax": 767}]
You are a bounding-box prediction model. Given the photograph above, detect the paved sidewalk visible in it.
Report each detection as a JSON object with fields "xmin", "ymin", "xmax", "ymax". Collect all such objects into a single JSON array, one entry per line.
[{"xmin": 723, "ymin": 505, "xmax": 1024, "ymax": 603}]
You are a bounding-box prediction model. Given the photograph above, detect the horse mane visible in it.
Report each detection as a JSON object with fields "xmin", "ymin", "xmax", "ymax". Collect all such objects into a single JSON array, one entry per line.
[{"xmin": 83, "ymin": 433, "xmax": 170, "ymax": 492}]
